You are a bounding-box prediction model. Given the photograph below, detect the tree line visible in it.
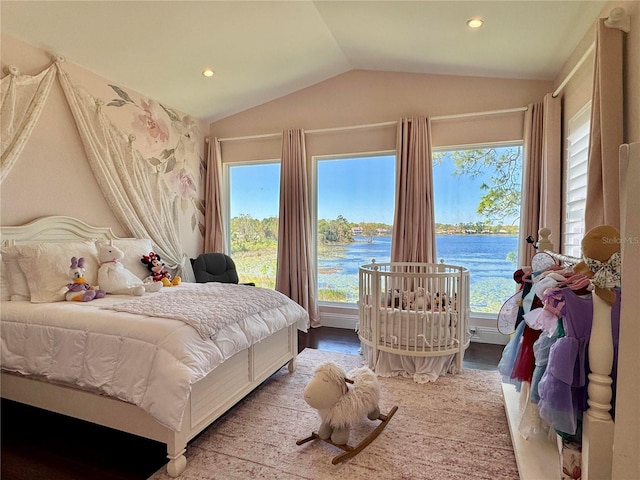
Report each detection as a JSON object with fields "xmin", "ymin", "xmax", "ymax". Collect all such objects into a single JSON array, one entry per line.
[
  {"xmin": 230, "ymin": 214, "xmax": 518, "ymax": 252},
  {"xmin": 231, "ymin": 147, "xmax": 522, "ymax": 251}
]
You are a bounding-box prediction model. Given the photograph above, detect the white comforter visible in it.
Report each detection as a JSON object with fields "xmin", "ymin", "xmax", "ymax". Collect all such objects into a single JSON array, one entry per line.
[
  {"xmin": 0, "ymin": 283, "xmax": 309, "ymax": 431},
  {"xmin": 106, "ymin": 282, "xmax": 292, "ymax": 339}
]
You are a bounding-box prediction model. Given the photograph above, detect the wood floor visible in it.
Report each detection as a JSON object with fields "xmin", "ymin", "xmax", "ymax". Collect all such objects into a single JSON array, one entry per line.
[
  {"xmin": 1, "ymin": 327, "xmax": 505, "ymax": 480},
  {"xmin": 299, "ymin": 327, "xmax": 505, "ymax": 371}
]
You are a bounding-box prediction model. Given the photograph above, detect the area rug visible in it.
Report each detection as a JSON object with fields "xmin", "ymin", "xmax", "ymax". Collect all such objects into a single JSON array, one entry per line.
[{"xmin": 148, "ymin": 349, "xmax": 518, "ymax": 480}]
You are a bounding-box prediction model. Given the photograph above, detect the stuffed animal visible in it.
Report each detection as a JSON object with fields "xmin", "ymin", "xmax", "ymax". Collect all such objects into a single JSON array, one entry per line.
[
  {"xmin": 97, "ymin": 242, "xmax": 146, "ymax": 296},
  {"xmin": 432, "ymin": 292, "xmax": 450, "ymax": 312},
  {"xmin": 303, "ymin": 362, "xmax": 381, "ymax": 445},
  {"xmin": 64, "ymin": 256, "xmax": 106, "ymax": 302},
  {"xmin": 402, "ymin": 287, "xmax": 430, "ymax": 310},
  {"xmin": 140, "ymin": 251, "xmax": 181, "ymax": 287},
  {"xmin": 384, "ymin": 289, "xmax": 401, "ymax": 308},
  {"xmin": 573, "ymin": 225, "xmax": 621, "ymax": 306}
]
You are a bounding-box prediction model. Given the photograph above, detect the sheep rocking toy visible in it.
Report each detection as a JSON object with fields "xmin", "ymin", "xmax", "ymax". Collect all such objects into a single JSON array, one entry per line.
[{"xmin": 297, "ymin": 361, "xmax": 398, "ymax": 464}]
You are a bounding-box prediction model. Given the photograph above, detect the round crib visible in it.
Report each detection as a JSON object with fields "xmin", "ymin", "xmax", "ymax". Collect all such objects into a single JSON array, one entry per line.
[{"xmin": 358, "ymin": 260, "xmax": 470, "ymax": 382}]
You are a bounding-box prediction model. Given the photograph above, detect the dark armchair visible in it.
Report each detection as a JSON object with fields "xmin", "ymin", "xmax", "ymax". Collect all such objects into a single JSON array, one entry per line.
[{"xmin": 191, "ymin": 253, "xmax": 254, "ymax": 285}]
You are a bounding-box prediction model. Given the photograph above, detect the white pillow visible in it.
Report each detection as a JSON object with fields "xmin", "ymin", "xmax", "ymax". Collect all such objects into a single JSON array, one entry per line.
[
  {"xmin": 0, "ymin": 246, "xmax": 32, "ymax": 301},
  {"xmin": 96, "ymin": 238, "xmax": 154, "ymax": 281},
  {"xmin": 16, "ymin": 241, "xmax": 100, "ymax": 303}
]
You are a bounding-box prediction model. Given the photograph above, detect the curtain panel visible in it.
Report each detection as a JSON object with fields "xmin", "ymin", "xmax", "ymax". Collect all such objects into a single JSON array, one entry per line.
[
  {"xmin": 585, "ymin": 19, "xmax": 624, "ymax": 231},
  {"xmin": 539, "ymin": 94, "xmax": 562, "ymax": 246},
  {"xmin": 391, "ymin": 116, "xmax": 437, "ymax": 264},
  {"xmin": 519, "ymin": 94, "xmax": 561, "ymax": 262},
  {"xmin": 0, "ymin": 59, "xmax": 194, "ymax": 280},
  {"xmin": 520, "ymin": 101, "xmax": 543, "ymax": 263},
  {"xmin": 204, "ymin": 137, "xmax": 226, "ymax": 253},
  {"xmin": 56, "ymin": 65, "xmax": 194, "ymax": 281},
  {"xmin": 275, "ymin": 129, "xmax": 318, "ymax": 327},
  {"xmin": 0, "ymin": 64, "xmax": 56, "ymax": 183}
]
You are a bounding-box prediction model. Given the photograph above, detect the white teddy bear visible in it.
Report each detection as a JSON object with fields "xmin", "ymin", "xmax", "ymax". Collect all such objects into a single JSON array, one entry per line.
[{"xmin": 97, "ymin": 242, "xmax": 148, "ymax": 296}]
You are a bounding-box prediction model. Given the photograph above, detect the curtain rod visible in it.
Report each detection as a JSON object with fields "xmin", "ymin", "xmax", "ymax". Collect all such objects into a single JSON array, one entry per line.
[
  {"xmin": 217, "ymin": 106, "xmax": 528, "ymax": 143},
  {"xmin": 552, "ymin": 42, "xmax": 595, "ymax": 98}
]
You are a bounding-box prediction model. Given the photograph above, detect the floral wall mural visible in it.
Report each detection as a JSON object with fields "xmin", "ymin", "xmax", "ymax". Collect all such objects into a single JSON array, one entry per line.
[{"xmin": 107, "ymin": 84, "xmax": 206, "ymax": 236}]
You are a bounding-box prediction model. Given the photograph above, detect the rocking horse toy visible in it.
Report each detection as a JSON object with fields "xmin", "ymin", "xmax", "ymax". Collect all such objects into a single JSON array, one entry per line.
[{"xmin": 296, "ymin": 361, "xmax": 398, "ymax": 464}]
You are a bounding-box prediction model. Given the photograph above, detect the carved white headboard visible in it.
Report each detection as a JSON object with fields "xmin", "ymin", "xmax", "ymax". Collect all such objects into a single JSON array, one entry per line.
[{"xmin": 1, "ymin": 216, "xmax": 122, "ymax": 246}]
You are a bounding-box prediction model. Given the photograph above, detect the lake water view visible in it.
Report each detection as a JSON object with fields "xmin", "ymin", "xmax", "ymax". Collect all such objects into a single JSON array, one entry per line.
[{"xmin": 318, "ymin": 235, "xmax": 519, "ymax": 312}]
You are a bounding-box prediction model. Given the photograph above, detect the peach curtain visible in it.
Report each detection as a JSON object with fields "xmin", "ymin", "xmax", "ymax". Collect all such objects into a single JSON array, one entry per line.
[
  {"xmin": 539, "ymin": 94, "xmax": 562, "ymax": 247},
  {"xmin": 585, "ymin": 19, "xmax": 624, "ymax": 231},
  {"xmin": 519, "ymin": 93, "xmax": 561, "ymax": 262},
  {"xmin": 204, "ymin": 138, "xmax": 226, "ymax": 253},
  {"xmin": 391, "ymin": 116, "xmax": 436, "ymax": 263},
  {"xmin": 275, "ymin": 129, "xmax": 318, "ymax": 327}
]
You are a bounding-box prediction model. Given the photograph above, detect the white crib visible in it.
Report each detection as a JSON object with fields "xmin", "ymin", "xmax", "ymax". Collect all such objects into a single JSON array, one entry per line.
[{"xmin": 358, "ymin": 260, "xmax": 470, "ymax": 382}]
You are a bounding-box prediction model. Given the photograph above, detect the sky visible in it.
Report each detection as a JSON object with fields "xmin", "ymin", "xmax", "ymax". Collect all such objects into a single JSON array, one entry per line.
[{"xmin": 230, "ymin": 149, "xmax": 521, "ymax": 225}]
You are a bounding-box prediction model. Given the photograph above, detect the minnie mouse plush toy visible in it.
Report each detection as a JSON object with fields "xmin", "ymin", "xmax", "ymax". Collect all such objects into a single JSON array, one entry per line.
[{"xmin": 141, "ymin": 252, "xmax": 181, "ymax": 287}]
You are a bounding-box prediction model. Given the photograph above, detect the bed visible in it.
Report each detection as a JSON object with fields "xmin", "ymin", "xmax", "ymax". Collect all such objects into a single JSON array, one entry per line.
[
  {"xmin": 0, "ymin": 215, "xmax": 309, "ymax": 477},
  {"xmin": 358, "ymin": 260, "xmax": 470, "ymax": 382}
]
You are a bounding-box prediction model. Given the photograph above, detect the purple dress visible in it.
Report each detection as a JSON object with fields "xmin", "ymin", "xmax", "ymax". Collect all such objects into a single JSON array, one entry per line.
[{"xmin": 537, "ymin": 288, "xmax": 620, "ymax": 435}]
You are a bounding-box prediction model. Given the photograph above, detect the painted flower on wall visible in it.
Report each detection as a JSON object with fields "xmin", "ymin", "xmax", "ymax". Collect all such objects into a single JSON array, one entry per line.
[
  {"xmin": 107, "ymin": 84, "xmax": 205, "ymax": 235},
  {"xmin": 131, "ymin": 99, "xmax": 170, "ymax": 153}
]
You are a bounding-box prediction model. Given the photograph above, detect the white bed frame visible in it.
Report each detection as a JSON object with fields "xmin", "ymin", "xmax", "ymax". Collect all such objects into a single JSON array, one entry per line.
[{"xmin": 0, "ymin": 215, "xmax": 298, "ymax": 477}]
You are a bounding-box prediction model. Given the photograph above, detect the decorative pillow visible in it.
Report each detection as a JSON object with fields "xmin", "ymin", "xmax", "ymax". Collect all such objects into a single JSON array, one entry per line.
[
  {"xmin": 95, "ymin": 238, "xmax": 154, "ymax": 280},
  {"xmin": 15, "ymin": 241, "xmax": 100, "ymax": 303},
  {"xmin": 0, "ymin": 246, "xmax": 32, "ymax": 301}
]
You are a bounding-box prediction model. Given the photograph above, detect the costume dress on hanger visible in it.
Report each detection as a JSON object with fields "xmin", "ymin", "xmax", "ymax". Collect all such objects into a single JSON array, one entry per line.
[{"xmin": 537, "ymin": 288, "xmax": 620, "ymax": 435}]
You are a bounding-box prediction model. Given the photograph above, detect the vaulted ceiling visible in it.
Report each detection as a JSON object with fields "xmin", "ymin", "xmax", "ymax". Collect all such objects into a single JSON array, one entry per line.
[{"xmin": 1, "ymin": 1, "xmax": 607, "ymax": 122}]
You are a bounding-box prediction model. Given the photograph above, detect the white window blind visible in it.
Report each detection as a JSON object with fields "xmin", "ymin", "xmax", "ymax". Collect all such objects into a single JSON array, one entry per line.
[{"xmin": 563, "ymin": 103, "xmax": 591, "ymax": 257}]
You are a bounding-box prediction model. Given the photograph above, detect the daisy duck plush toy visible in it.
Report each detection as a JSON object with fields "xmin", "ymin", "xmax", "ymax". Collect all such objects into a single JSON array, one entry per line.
[{"xmin": 65, "ymin": 256, "xmax": 106, "ymax": 302}]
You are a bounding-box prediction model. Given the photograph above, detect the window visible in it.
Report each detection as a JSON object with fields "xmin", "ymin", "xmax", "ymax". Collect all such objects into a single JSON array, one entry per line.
[
  {"xmin": 228, "ymin": 162, "xmax": 280, "ymax": 288},
  {"xmin": 433, "ymin": 145, "xmax": 523, "ymax": 314},
  {"xmin": 228, "ymin": 146, "xmax": 523, "ymax": 316},
  {"xmin": 316, "ymin": 154, "xmax": 396, "ymax": 303},
  {"xmin": 563, "ymin": 103, "xmax": 591, "ymax": 257}
]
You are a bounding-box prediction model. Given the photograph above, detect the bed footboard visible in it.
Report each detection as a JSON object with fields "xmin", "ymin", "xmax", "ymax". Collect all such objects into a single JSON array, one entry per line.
[{"xmin": 1, "ymin": 323, "xmax": 298, "ymax": 477}]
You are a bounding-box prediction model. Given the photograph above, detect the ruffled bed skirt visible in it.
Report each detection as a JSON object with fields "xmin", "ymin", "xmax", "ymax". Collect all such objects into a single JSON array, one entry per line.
[{"xmin": 361, "ymin": 344, "xmax": 455, "ymax": 383}]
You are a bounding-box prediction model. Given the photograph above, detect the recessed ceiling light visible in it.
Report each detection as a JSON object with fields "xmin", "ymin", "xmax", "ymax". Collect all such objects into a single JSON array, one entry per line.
[
  {"xmin": 467, "ymin": 18, "xmax": 484, "ymax": 28},
  {"xmin": 202, "ymin": 68, "xmax": 215, "ymax": 78}
]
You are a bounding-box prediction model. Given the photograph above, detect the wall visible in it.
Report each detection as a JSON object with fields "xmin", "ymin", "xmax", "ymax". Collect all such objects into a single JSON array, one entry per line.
[
  {"xmin": 212, "ymin": 69, "xmax": 552, "ymax": 163},
  {"xmin": 556, "ymin": 1, "xmax": 639, "ymax": 145},
  {"xmin": 210, "ymin": 68, "xmax": 553, "ymax": 339},
  {"xmin": 0, "ymin": 35, "xmax": 206, "ymax": 257},
  {"xmin": 553, "ymin": 2, "xmax": 639, "ymax": 478}
]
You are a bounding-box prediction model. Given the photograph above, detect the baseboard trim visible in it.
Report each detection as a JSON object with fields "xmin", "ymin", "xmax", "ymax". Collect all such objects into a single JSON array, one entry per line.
[
  {"xmin": 319, "ymin": 311, "xmax": 358, "ymax": 330},
  {"xmin": 470, "ymin": 326, "xmax": 509, "ymax": 345}
]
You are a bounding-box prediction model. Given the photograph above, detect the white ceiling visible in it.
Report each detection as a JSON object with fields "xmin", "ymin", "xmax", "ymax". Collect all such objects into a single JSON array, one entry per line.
[{"xmin": 1, "ymin": 1, "xmax": 607, "ymax": 123}]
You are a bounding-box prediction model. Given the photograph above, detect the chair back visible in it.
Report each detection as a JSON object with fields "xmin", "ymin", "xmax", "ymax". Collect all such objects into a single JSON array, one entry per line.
[{"xmin": 192, "ymin": 253, "xmax": 240, "ymax": 284}]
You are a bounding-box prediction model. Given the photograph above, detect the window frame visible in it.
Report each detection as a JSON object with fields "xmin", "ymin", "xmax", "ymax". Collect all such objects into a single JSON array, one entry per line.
[
  {"xmin": 312, "ymin": 150, "xmax": 396, "ymax": 306},
  {"xmin": 431, "ymin": 141, "xmax": 524, "ymax": 316},
  {"xmin": 225, "ymin": 159, "xmax": 281, "ymax": 287}
]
